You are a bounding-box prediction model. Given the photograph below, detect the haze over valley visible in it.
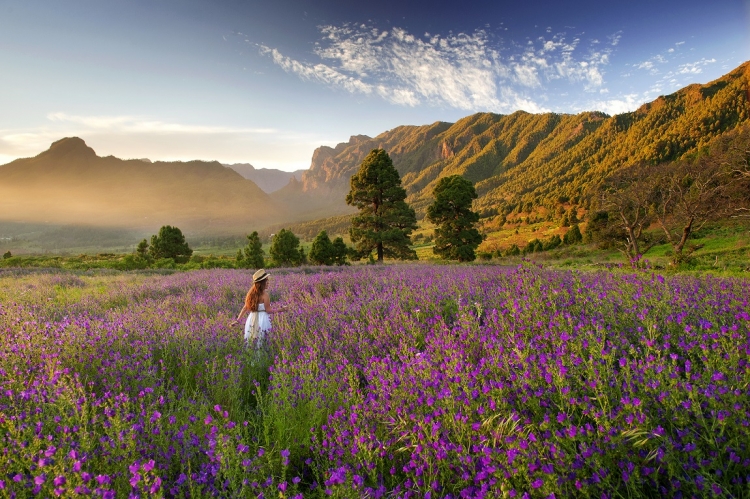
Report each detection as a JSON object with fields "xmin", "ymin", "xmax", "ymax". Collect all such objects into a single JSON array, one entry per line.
[{"xmin": 2, "ymin": 60, "xmax": 749, "ymax": 253}]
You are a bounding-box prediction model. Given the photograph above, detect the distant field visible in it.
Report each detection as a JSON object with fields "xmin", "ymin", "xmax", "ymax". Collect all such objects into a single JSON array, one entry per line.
[{"xmin": 2, "ymin": 216, "xmax": 749, "ymax": 275}]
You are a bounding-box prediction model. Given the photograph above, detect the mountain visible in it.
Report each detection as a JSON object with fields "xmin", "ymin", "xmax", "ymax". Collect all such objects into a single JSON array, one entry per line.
[
  {"xmin": 0, "ymin": 137, "xmax": 288, "ymax": 235},
  {"xmin": 275, "ymin": 60, "xmax": 750, "ymax": 218},
  {"xmin": 3, "ymin": 61, "xmax": 748, "ymax": 249},
  {"xmin": 224, "ymin": 163, "xmax": 306, "ymax": 193}
]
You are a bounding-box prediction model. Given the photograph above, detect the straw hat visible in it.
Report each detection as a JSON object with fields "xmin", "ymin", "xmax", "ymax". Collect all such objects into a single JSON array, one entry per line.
[{"xmin": 252, "ymin": 269, "xmax": 269, "ymax": 282}]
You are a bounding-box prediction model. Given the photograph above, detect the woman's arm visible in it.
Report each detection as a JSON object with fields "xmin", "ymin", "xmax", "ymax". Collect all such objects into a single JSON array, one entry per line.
[
  {"xmin": 264, "ymin": 292, "xmax": 288, "ymax": 314},
  {"xmin": 231, "ymin": 304, "xmax": 248, "ymax": 324}
]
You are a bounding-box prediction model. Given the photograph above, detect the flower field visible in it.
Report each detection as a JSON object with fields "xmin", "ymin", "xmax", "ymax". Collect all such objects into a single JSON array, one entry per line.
[{"xmin": 0, "ymin": 264, "xmax": 749, "ymax": 498}]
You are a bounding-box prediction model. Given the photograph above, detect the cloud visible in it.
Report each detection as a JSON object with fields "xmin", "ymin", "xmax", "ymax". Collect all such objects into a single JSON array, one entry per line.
[
  {"xmin": 588, "ymin": 93, "xmax": 642, "ymax": 115},
  {"xmin": 256, "ymin": 23, "xmax": 613, "ymax": 113},
  {"xmin": 46, "ymin": 113, "xmax": 277, "ymax": 135},
  {"xmin": 636, "ymin": 54, "xmax": 667, "ymax": 73},
  {"xmin": 677, "ymin": 58, "xmax": 716, "ymax": 75}
]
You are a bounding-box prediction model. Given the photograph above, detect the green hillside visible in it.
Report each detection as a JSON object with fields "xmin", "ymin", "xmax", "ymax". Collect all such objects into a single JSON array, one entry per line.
[{"xmin": 279, "ymin": 61, "xmax": 750, "ymax": 219}]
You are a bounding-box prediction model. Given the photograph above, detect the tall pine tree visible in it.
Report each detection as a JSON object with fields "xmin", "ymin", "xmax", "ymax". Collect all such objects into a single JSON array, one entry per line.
[
  {"xmin": 346, "ymin": 149, "xmax": 417, "ymax": 262},
  {"xmin": 239, "ymin": 231, "xmax": 265, "ymax": 269},
  {"xmin": 426, "ymin": 175, "xmax": 483, "ymax": 262}
]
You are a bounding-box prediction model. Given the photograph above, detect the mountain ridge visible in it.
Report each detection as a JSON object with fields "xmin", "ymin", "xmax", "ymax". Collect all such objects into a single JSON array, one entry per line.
[
  {"xmin": 2, "ymin": 60, "xmax": 749, "ymax": 245},
  {"xmin": 223, "ymin": 162, "xmax": 305, "ymax": 193},
  {"xmin": 0, "ymin": 138, "xmax": 289, "ymax": 235},
  {"xmin": 273, "ymin": 60, "xmax": 750, "ymax": 219}
]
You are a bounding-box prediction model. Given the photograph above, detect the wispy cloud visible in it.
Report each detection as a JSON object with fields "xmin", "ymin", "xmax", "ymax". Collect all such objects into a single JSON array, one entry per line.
[
  {"xmin": 46, "ymin": 113, "xmax": 277, "ymax": 135},
  {"xmin": 256, "ymin": 24, "xmax": 613, "ymax": 114},
  {"xmin": 588, "ymin": 93, "xmax": 642, "ymax": 115},
  {"xmin": 676, "ymin": 58, "xmax": 716, "ymax": 75}
]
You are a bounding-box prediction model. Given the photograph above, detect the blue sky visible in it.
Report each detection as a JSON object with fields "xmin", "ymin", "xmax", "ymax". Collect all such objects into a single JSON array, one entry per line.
[{"xmin": 0, "ymin": 0, "xmax": 748, "ymax": 170}]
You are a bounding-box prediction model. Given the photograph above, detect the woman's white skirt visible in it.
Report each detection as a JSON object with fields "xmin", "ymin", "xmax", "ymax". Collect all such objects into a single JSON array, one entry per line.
[{"xmin": 244, "ymin": 310, "xmax": 271, "ymax": 345}]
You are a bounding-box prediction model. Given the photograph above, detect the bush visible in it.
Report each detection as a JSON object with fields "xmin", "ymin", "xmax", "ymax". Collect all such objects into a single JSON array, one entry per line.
[{"xmin": 564, "ymin": 224, "xmax": 583, "ymax": 245}]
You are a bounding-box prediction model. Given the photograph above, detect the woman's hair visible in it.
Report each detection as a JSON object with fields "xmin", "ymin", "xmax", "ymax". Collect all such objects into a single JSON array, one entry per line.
[{"xmin": 245, "ymin": 279, "xmax": 268, "ymax": 311}]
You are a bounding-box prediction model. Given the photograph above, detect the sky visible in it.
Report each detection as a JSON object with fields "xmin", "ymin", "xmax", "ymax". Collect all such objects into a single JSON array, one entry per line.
[{"xmin": 0, "ymin": 0, "xmax": 748, "ymax": 170}]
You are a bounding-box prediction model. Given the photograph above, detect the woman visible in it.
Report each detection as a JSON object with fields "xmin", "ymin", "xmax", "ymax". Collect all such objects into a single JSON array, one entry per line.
[{"xmin": 232, "ymin": 269, "xmax": 288, "ymax": 345}]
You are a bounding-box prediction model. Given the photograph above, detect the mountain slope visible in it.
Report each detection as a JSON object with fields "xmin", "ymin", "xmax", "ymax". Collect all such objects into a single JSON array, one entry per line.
[
  {"xmin": 224, "ymin": 162, "xmax": 305, "ymax": 193},
  {"xmin": 0, "ymin": 137, "xmax": 287, "ymax": 234},
  {"xmin": 276, "ymin": 60, "xmax": 750, "ymax": 218}
]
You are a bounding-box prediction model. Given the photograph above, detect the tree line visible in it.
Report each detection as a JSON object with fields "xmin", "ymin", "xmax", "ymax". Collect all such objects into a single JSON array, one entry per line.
[
  {"xmin": 586, "ymin": 125, "xmax": 750, "ymax": 266},
  {"xmin": 125, "ymin": 148, "xmax": 487, "ymax": 270}
]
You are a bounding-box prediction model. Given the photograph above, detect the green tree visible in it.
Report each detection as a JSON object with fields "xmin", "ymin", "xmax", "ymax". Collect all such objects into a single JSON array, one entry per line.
[
  {"xmin": 331, "ymin": 237, "xmax": 349, "ymax": 266},
  {"xmin": 563, "ymin": 224, "xmax": 583, "ymax": 245},
  {"xmin": 269, "ymin": 228, "xmax": 303, "ymax": 267},
  {"xmin": 309, "ymin": 230, "xmax": 334, "ymax": 265},
  {"xmin": 149, "ymin": 226, "xmax": 192, "ymax": 261},
  {"xmin": 136, "ymin": 239, "xmax": 149, "ymax": 258},
  {"xmin": 239, "ymin": 231, "xmax": 265, "ymax": 269},
  {"xmin": 346, "ymin": 149, "xmax": 417, "ymax": 262},
  {"xmin": 426, "ymin": 175, "xmax": 483, "ymax": 262}
]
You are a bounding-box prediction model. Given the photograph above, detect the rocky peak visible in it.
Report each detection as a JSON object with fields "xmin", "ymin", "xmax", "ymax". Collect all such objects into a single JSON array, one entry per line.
[
  {"xmin": 440, "ymin": 141, "xmax": 454, "ymax": 159},
  {"xmin": 40, "ymin": 137, "xmax": 98, "ymax": 160}
]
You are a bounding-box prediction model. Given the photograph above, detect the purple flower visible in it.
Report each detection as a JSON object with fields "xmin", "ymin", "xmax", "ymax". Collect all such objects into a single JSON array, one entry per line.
[{"xmin": 150, "ymin": 477, "xmax": 162, "ymax": 494}]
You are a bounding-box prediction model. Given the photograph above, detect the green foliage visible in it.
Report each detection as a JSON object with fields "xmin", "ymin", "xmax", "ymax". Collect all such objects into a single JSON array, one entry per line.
[
  {"xmin": 136, "ymin": 239, "xmax": 149, "ymax": 258},
  {"xmin": 309, "ymin": 230, "xmax": 335, "ymax": 266},
  {"xmin": 584, "ymin": 211, "xmax": 616, "ymax": 248},
  {"xmin": 305, "ymin": 63, "xmax": 750, "ymax": 226},
  {"xmin": 308, "ymin": 231, "xmax": 351, "ymax": 266},
  {"xmin": 346, "ymin": 149, "xmax": 418, "ymax": 262},
  {"xmin": 238, "ymin": 231, "xmax": 265, "ymax": 269},
  {"xmin": 331, "ymin": 237, "xmax": 350, "ymax": 266},
  {"xmin": 563, "ymin": 224, "xmax": 583, "ymax": 245},
  {"xmin": 2, "ymin": 251, "xmax": 11, "ymax": 259},
  {"xmin": 426, "ymin": 175, "xmax": 484, "ymax": 262},
  {"xmin": 269, "ymin": 228, "xmax": 304, "ymax": 267},
  {"xmin": 569, "ymin": 208, "xmax": 579, "ymax": 224},
  {"xmin": 543, "ymin": 235, "xmax": 562, "ymax": 251},
  {"xmin": 149, "ymin": 226, "xmax": 192, "ymax": 261},
  {"xmin": 525, "ymin": 239, "xmax": 544, "ymax": 254},
  {"xmin": 503, "ymin": 244, "xmax": 521, "ymax": 257}
]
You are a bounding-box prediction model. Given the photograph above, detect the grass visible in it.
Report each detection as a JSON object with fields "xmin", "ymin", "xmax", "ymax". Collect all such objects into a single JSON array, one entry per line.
[{"xmin": 2, "ymin": 218, "xmax": 749, "ymax": 275}]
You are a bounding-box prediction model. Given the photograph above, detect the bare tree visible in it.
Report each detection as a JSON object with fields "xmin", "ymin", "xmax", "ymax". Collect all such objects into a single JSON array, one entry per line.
[
  {"xmin": 720, "ymin": 126, "xmax": 750, "ymax": 218},
  {"xmin": 594, "ymin": 162, "xmax": 660, "ymax": 266},
  {"xmin": 652, "ymin": 157, "xmax": 733, "ymax": 263}
]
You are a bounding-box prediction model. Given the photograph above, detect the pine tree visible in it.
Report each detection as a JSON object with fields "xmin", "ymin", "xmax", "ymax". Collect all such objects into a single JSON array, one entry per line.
[
  {"xmin": 331, "ymin": 237, "xmax": 349, "ymax": 266},
  {"xmin": 346, "ymin": 149, "xmax": 417, "ymax": 262},
  {"xmin": 309, "ymin": 230, "xmax": 334, "ymax": 265},
  {"xmin": 136, "ymin": 239, "xmax": 149, "ymax": 258},
  {"xmin": 269, "ymin": 229, "xmax": 303, "ymax": 267},
  {"xmin": 149, "ymin": 226, "xmax": 192, "ymax": 261},
  {"xmin": 563, "ymin": 224, "xmax": 583, "ymax": 245},
  {"xmin": 426, "ymin": 175, "xmax": 483, "ymax": 262},
  {"xmin": 240, "ymin": 231, "xmax": 265, "ymax": 269}
]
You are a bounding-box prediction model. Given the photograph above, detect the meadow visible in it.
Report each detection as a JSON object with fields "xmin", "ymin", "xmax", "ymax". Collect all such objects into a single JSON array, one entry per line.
[{"xmin": 0, "ymin": 264, "xmax": 749, "ymax": 498}]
